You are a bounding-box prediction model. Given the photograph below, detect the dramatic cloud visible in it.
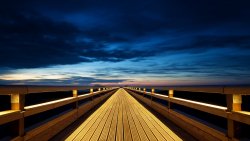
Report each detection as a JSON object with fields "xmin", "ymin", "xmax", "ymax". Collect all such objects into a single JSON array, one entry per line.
[{"xmin": 0, "ymin": 0, "xmax": 250, "ymax": 85}]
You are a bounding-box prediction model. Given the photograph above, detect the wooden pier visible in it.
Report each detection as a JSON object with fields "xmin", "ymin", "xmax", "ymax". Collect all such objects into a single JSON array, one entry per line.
[{"xmin": 0, "ymin": 85, "xmax": 250, "ymax": 141}]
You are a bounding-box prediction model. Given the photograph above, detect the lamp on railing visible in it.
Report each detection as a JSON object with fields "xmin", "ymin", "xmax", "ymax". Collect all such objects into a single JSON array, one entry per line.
[
  {"xmin": 90, "ymin": 88, "xmax": 94, "ymax": 94},
  {"xmin": 11, "ymin": 94, "xmax": 25, "ymax": 111},
  {"xmin": 169, "ymin": 90, "xmax": 174, "ymax": 97},
  {"xmin": 73, "ymin": 90, "xmax": 78, "ymax": 97},
  {"xmin": 168, "ymin": 89, "xmax": 174, "ymax": 109},
  {"xmin": 151, "ymin": 88, "xmax": 155, "ymax": 94}
]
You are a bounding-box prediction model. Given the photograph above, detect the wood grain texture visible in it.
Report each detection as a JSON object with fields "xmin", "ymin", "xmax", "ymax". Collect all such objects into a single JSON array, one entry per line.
[{"xmin": 65, "ymin": 88, "xmax": 182, "ymax": 141}]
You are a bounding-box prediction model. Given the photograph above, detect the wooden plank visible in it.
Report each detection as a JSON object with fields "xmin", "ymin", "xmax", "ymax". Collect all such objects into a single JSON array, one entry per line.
[
  {"xmin": 224, "ymin": 86, "xmax": 250, "ymax": 94},
  {"xmin": 125, "ymin": 92, "xmax": 149, "ymax": 141},
  {"xmin": 24, "ymin": 109, "xmax": 78, "ymax": 141},
  {"xmin": 78, "ymin": 102, "xmax": 93, "ymax": 117},
  {"xmin": 122, "ymin": 92, "xmax": 132, "ymax": 141},
  {"xmin": 90, "ymin": 93, "xmax": 118, "ymax": 141},
  {"xmin": 11, "ymin": 136, "xmax": 23, "ymax": 141},
  {"xmin": 171, "ymin": 97, "xmax": 227, "ymax": 118},
  {"xmin": 130, "ymin": 88, "xmax": 228, "ymax": 118},
  {"xmin": 66, "ymin": 93, "xmax": 114, "ymax": 141},
  {"xmin": 128, "ymin": 86, "xmax": 250, "ymax": 95},
  {"xmin": 125, "ymin": 98, "xmax": 141, "ymax": 141},
  {"xmin": 229, "ymin": 111, "xmax": 250, "ymax": 125},
  {"xmin": 81, "ymin": 94, "xmax": 115, "ymax": 141},
  {"xmin": 106, "ymin": 90, "xmax": 120, "ymax": 141},
  {"xmin": 116, "ymin": 91, "xmax": 124, "ymax": 141},
  {"xmin": 152, "ymin": 101, "xmax": 168, "ymax": 111},
  {"xmin": 125, "ymin": 97, "xmax": 149, "ymax": 141},
  {"xmin": 98, "ymin": 93, "xmax": 118, "ymax": 141},
  {"xmin": 123, "ymin": 91, "xmax": 158, "ymax": 141},
  {"xmin": 125, "ymin": 91, "xmax": 166, "ymax": 141},
  {"xmin": 0, "ymin": 86, "xmax": 116, "ymax": 95},
  {"xmin": 169, "ymin": 109, "xmax": 227, "ymax": 140},
  {"xmin": 0, "ymin": 110, "xmax": 22, "ymax": 125},
  {"xmin": 78, "ymin": 93, "xmax": 92, "ymax": 101},
  {"xmin": 133, "ymin": 96, "xmax": 182, "ymax": 141},
  {"xmin": 24, "ymin": 97, "xmax": 77, "ymax": 117},
  {"xmin": 0, "ymin": 86, "xmax": 28, "ymax": 95},
  {"xmin": 152, "ymin": 93, "xmax": 169, "ymax": 101}
]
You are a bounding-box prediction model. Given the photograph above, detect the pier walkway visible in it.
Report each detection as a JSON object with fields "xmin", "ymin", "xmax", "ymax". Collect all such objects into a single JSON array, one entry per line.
[{"xmin": 65, "ymin": 88, "xmax": 182, "ymax": 141}]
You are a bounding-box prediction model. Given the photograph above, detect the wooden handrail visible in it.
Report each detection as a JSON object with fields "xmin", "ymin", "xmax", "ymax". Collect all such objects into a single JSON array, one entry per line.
[
  {"xmin": 24, "ymin": 97, "xmax": 77, "ymax": 117},
  {"xmin": 0, "ymin": 110, "xmax": 22, "ymax": 125},
  {"xmin": 0, "ymin": 85, "xmax": 112, "ymax": 95},
  {"xmin": 129, "ymin": 86, "xmax": 250, "ymax": 94},
  {"xmin": 0, "ymin": 86, "xmax": 118, "ymax": 141},
  {"xmin": 126, "ymin": 87, "xmax": 250, "ymax": 141}
]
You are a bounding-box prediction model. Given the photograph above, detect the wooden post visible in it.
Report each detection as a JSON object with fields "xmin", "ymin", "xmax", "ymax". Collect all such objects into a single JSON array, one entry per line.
[
  {"xmin": 73, "ymin": 90, "xmax": 78, "ymax": 97},
  {"xmin": 227, "ymin": 94, "xmax": 242, "ymax": 139},
  {"xmin": 90, "ymin": 88, "xmax": 94, "ymax": 103},
  {"xmin": 72, "ymin": 90, "xmax": 78, "ymax": 110},
  {"xmin": 11, "ymin": 94, "xmax": 25, "ymax": 111},
  {"xmin": 151, "ymin": 88, "xmax": 155, "ymax": 94},
  {"xmin": 143, "ymin": 88, "xmax": 146, "ymax": 96},
  {"xmin": 11, "ymin": 94, "xmax": 25, "ymax": 137},
  {"xmin": 168, "ymin": 90, "xmax": 174, "ymax": 109},
  {"xmin": 150, "ymin": 88, "xmax": 154, "ymax": 102},
  {"xmin": 90, "ymin": 88, "xmax": 94, "ymax": 94},
  {"xmin": 227, "ymin": 94, "xmax": 242, "ymax": 111}
]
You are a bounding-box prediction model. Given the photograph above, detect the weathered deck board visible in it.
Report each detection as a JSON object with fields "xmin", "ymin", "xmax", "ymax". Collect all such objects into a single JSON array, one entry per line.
[{"xmin": 65, "ymin": 88, "xmax": 183, "ymax": 141}]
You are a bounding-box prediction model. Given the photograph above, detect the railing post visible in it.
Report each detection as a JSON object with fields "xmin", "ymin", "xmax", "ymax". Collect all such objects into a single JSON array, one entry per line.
[
  {"xmin": 151, "ymin": 88, "xmax": 155, "ymax": 94},
  {"xmin": 143, "ymin": 88, "xmax": 146, "ymax": 96},
  {"xmin": 168, "ymin": 90, "xmax": 174, "ymax": 109},
  {"xmin": 11, "ymin": 94, "xmax": 25, "ymax": 111},
  {"xmin": 227, "ymin": 94, "xmax": 242, "ymax": 139},
  {"xmin": 90, "ymin": 88, "xmax": 94, "ymax": 102},
  {"xmin": 73, "ymin": 90, "xmax": 78, "ymax": 97},
  {"xmin": 150, "ymin": 88, "xmax": 154, "ymax": 102},
  {"xmin": 90, "ymin": 88, "xmax": 94, "ymax": 94},
  {"xmin": 72, "ymin": 89, "xmax": 78, "ymax": 109},
  {"xmin": 98, "ymin": 88, "xmax": 101, "ymax": 91},
  {"xmin": 11, "ymin": 94, "xmax": 25, "ymax": 137}
]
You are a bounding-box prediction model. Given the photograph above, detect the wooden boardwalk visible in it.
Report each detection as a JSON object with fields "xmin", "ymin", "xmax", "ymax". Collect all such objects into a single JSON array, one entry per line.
[{"xmin": 65, "ymin": 88, "xmax": 182, "ymax": 141}]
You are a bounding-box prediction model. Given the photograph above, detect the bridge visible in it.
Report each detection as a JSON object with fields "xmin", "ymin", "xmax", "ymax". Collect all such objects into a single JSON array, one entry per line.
[{"xmin": 0, "ymin": 86, "xmax": 250, "ymax": 141}]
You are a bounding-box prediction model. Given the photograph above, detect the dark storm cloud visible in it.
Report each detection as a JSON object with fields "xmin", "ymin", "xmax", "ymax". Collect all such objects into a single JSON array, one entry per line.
[
  {"xmin": 0, "ymin": 7, "xmax": 155, "ymax": 68},
  {"xmin": 190, "ymin": 35, "xmax": 250, "ymax": 49},
  {"xmin": 1, "ymin": 0, "xmax": 250, "ymax": 72}
]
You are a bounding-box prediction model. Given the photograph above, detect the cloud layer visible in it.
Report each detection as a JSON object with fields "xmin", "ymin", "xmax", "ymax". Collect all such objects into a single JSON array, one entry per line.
[{"xmin": 0, "ymin": 0, "xmax": 250, "ymax": 85}]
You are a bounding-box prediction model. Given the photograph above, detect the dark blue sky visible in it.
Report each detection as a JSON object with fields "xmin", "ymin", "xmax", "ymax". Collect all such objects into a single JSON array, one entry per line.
[{"xmin": 0, "ymin": 0, "xmax": 250, "ymax": 86}]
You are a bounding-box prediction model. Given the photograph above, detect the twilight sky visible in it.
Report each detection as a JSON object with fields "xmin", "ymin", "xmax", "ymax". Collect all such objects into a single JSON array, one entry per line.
[{"xmin": 0, "ymin": 0, "xmax": 250, "ymax": 86}]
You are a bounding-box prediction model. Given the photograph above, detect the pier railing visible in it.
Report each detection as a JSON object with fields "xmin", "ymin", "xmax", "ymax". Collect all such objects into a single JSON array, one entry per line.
[
  {"xmin": 0, "ymin": 86, "xmax": 118, "ymax": 141},
  {"xmin": 125, "ymin": 86, "xmax": 250, "ymax": 141}
]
